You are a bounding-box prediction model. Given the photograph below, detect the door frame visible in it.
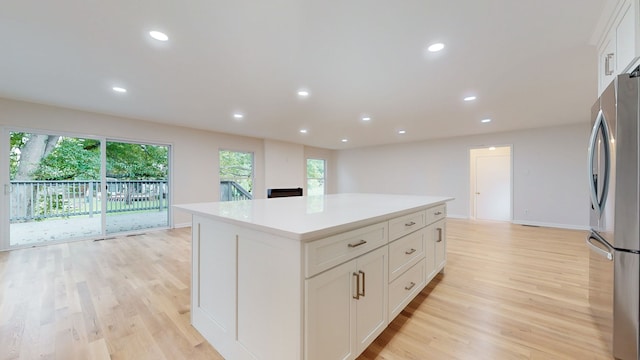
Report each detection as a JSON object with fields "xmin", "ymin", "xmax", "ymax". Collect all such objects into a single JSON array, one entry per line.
[
  {"xmin": 1, "ymin": 126, "xmax": 174, "ymax": 250},
  {"xmin": 468, "ymin": 144, "xmax": 514, "ymax": 221}
]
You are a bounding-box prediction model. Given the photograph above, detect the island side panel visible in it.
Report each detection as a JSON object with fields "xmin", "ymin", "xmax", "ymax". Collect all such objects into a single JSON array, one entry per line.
[
  {"xmin": 236, "ymin": 227, "xmax": 303, "ymax": 360},
  {"xmin": 191, "ymin": 215, "xmax": 238, "ymax": 357}
]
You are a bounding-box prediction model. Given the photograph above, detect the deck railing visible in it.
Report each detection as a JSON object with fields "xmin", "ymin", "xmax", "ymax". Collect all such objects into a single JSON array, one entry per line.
[
  {"xmin": 10, "ymin": 180, "xmax": 168, "ymax": 222},
  {"xmin": 220, "ymin": 180, "xmax": 253, "ymax": 201}
]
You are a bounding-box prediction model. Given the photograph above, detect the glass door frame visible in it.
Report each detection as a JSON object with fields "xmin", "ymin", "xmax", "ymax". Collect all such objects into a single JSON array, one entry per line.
[
  {"xmin": 103, "ymin": 138, "xmax": 173, "ymax": 236},
  {"xmin": 1, "ymin": 126, "xmax": 173, "ymax": 250}
]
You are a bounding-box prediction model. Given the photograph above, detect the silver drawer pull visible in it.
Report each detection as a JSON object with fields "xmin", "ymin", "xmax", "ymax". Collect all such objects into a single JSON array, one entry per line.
[
  {"xmin": 434, "ymin": 211, "xmax": 442, "ymax": 216},
  {"xmin": 405, "ymin": 282, "xmax": 416, "ymax": 291},
  {"xmin": 348, "ymin": 239, "xmax": 367, "ymax": 248},
  {"xmin": 405, "ymin": 248, "xmax": 416, "ymax": 255},
  {"xmin": 405, "ymin": 221, "xmax": 416, "ymax": 227}
]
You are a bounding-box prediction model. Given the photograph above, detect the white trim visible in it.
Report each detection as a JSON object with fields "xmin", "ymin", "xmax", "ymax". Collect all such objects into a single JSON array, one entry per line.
[
  {"xmin": 0, "ymin": 127, "xmax": 9, "ymax": 250},
  {"xmin": 511, "ymin": 219, "xmax": 590, "ymax": 231},
  {"xmin": 174, "ymin": 222, "xmax": 192, "ymax": 229}
]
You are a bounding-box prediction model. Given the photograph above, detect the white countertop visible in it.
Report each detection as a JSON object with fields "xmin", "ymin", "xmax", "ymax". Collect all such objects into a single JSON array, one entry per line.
[{"xmin": 175, "ymin": 193, "xmax": 453, "ymax": 241}]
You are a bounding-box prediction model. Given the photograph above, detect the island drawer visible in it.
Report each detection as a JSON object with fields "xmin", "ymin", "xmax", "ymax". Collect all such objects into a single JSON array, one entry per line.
[
  {"xmin": 305, "ymin": 221, "xmax": 388, "ymax": 278},
  {"xmin": 389, "ymin": 258, "xmax": 427, "ymax": 320},
  {"xmin": 389, "ymin": 210, "xmax": 426, "ymax": 241},
  {"xmin": 388, "ymin": 228, "xmax": 425, "ymax": 282},
  {"xmin": 426, "ymin": 204, "xmax": 446, "ymax": 225}
]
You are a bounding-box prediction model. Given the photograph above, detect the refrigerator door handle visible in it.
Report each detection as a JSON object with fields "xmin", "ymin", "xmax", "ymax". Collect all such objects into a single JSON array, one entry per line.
[
  {"xmin": 587, "ymin": 232, "xmax": 614, "ymax": 261},
  {"xmin": 587, "ymin": 109, "xmax": 611, "ymax": 214}
]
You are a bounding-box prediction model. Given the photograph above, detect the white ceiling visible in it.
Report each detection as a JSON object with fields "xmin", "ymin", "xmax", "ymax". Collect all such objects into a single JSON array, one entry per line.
[{"xmin": 0, "ymin": 0, "xmax": 607, "ymax": 149}]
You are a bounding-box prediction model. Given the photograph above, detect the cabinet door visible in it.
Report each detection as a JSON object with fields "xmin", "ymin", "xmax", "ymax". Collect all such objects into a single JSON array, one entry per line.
[
  {"xmin": 425, "ymin": 224, "xmax": 437, "ymax": 281},
  {"xmin": 355, "ymin": 246, "xmax": 388, "ymax": 354},
  {"xmin": 434, "ymin": 220, "xmax": 446, "ymax": 271},
  {"xmin": 598, "ymin": 32, "xmax": 616, "ymax": 95},
  {"xmin": 305, "ymin": 260, "xmax": 356, "ymax": 360},
  {"xmin": 616, "ymin": 0, "xmax": 638, "ymax": 73}
]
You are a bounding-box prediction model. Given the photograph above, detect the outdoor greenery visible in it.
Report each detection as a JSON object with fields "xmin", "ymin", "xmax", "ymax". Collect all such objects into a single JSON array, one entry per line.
[
  {"xmin": 10, "ymin": 133, "xmax": 168, "ymax": 180},
  {"xmin": 219, "ymin": 150, "xmax": 253, "ymax": 194},
  {"xmin": 307, "ymin": 158, "xmax": 326, "ymax": 195}
]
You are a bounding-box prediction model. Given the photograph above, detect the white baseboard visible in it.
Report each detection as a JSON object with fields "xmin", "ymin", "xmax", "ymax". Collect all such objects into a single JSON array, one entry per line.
[
  {"xmin": 511, "ymin": 219, "xmax": 589, "ymax": 231},
  {"xmin": 174, "ymin": 222, "xmax": 192, "ymax": 229},
  {"xmin": 446, "ymin": 215, "xmax": 589, "ymax": 231}
]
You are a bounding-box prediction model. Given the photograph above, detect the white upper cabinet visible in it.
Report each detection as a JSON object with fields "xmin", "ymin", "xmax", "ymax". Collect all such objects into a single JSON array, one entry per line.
[{"xmin": 596, "ymin": 0, "xmax": 640, "ymax": 95}]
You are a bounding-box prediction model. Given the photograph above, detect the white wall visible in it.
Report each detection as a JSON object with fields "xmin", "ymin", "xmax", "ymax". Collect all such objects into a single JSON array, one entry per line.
[
  {"xmin": 264, "ymin": 140, "xmax": 304, "ymax": 191},
  {"xmin": 335, "ymin": 123, "xmax": 591, "ymax": 229}
]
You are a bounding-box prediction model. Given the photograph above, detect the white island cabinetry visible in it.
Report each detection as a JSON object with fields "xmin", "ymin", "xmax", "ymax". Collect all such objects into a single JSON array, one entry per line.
[{"xmin": 176, "ymin": 193, "xmax": 453, "ymax": 360}]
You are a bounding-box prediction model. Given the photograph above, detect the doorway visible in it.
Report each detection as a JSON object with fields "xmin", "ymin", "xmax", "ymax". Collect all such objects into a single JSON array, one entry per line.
[{"xmin": 470, "ymin": 146, "xmax": 512, "ymax": 221}]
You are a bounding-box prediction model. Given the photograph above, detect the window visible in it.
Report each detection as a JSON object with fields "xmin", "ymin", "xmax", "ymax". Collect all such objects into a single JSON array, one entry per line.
[
  {"xmin": 219, "ymin": 150, "xmax": 254, "ymax": 201},
  {"xmin": 306, "ymin": 158, "xmax": 326, "ymax": 196}
]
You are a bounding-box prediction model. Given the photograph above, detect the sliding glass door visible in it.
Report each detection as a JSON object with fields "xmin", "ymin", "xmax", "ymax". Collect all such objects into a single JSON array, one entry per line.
[
  {"xmin": 105, "ymin": 140, "xmax": 169, "ymax": 235},
  {"xmin": 7, "ymin": 132, "xmax": 102, "ymax": 247},
  {"xmin": 2, "ymin": 130, "xmax": 170, "ymax": 249}
]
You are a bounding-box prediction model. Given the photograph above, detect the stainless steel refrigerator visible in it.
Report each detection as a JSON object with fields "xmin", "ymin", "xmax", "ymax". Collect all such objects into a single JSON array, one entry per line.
[{"xmin": 588, "ymin": 68, "xmax": 640, "ymax": 360}]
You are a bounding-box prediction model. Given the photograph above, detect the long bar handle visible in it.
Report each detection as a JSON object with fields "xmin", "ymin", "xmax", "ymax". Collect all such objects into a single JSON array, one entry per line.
[
  {"xmin": 348, "ymin": 239, "xmax": 367, "ymax": 248},
  {"xmin": 405, "ymin": 221, "xmax": 416, "ymax": 227},
  {"xmin": 359, "ymin": 270, "xmax": 365, "ymax": 297},
  {"xmin": 353, "ymin": 272, "xmax": 360, "ymax": 299},
  {"xmin": 436, "ymin": 228, "xmax": 443, "ymax": 242}
]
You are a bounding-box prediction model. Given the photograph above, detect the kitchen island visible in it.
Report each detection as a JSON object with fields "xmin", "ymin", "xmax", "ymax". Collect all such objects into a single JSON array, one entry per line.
[{"xmin": 175, "ymin": 193, "xmax": 453, "ymax": 360}]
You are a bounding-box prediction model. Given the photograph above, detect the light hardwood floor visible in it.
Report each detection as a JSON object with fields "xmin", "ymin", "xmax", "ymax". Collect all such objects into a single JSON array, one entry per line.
[{"xmin": 0, "ymin": 219, "xmax": 612, "ymax": 360}]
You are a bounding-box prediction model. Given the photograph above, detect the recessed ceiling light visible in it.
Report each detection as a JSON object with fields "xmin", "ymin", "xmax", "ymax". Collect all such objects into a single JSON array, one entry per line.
[
  {"xmin": 233, "ymin": 113, "xmax": 244, "ymax": 119},
  {"xmin": 427, "ymin": 43, "xmax": 445, "ymax": 52},
  {"xmin": 297, "ymin": 90, "xmax": 310, "ymax": 97},
  {"xmin": 361, "ymin": 116, "xmax": 371, "ymax": 121},
  {"xmin": 398, "ymin": 130, "xmax": 406, "ymax": 135},
  {"xmin": 489, "ymin": 146, "xmax": 496, "ymax": 150},
  {"xmin": 112, "ymin": 86, "xmax": 127, "ymax": 93},
  {"xmin": 149, "ymin": 31, "xmax": 169, "ymax": 41},
  {"xmin": 341, "ymin": 138, "xmax": 348, "ymax": 143},
  {"xmin": 300, "ymin": 129, "xmax": 308, "ymax": 134},
  {"xmin": 464, "ymin": 96, "xmax": 477, "ymax": 101},
  {"xmin": 481, "ymin": 118, "xmax": 492, "ymax": 123}
]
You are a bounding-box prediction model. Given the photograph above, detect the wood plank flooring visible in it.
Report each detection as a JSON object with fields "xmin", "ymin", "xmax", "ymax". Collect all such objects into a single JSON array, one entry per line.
[{"xmin": 0, "ymin": 219, "xmax": 612, "ymax": 359}]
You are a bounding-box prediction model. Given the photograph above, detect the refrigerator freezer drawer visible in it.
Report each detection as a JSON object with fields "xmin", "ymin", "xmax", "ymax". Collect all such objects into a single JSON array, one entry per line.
[
  {"xmin": 614, "ymin": 250, "xmax": 640, "ymax": 360},
  {"xmin": 588, "ymin": 233, "xmax": 614, "ymax": 355}
]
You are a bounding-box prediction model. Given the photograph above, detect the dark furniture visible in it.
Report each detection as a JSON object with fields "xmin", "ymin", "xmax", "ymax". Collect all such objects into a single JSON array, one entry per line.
[{"xmin": 267, "ymin": 187, "xmax": 303, "ymax": 198}]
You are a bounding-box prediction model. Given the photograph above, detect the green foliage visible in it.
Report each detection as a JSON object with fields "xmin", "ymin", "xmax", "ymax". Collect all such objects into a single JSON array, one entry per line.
[
  {"xmin": 36, "ymin": 193, "xmax": 67, "ymax": 220},
  {"xmin": 307, "ymin": 158, "xmax": 325, "ymax": 179},
  {"xmin": 9, "ymin": 132, "xmax": 27, "ymax": 179},
  {"xmin": 307, "ymin": 159, "xmax": 325, "ymax": 196},
  {"xmin": 106, "ymin": 142, "xmax": 168, "ymax": 180},
  {"xmin": 220, "ymin": 150, "xmax": 253, "ymax": 193},
  {"xmin": 11, "ymin": 133, "xmax": 169, "ymax": 181},
  {"xmin": 34, "ymin": 138, "xmax": 101, "ymax": 180}
]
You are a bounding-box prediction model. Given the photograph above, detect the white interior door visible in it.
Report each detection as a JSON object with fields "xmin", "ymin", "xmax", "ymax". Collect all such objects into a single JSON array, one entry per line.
[{"xmin": 475, "ymin": 153, "xmax": 511, "ymax": 221}]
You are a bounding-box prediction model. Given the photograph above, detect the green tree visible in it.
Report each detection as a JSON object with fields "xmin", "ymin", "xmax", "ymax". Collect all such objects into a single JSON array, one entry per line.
[
  {"xmin": 33, "ymin": 138, "xmax": 100, "ymax": 180},
  {"xmin": 220, "ymin": 150, "xmax": 253, "ymax": 193},
  {"xmin": 106, "ymin": 142, "xmax": 168, "ymax": 180}
]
